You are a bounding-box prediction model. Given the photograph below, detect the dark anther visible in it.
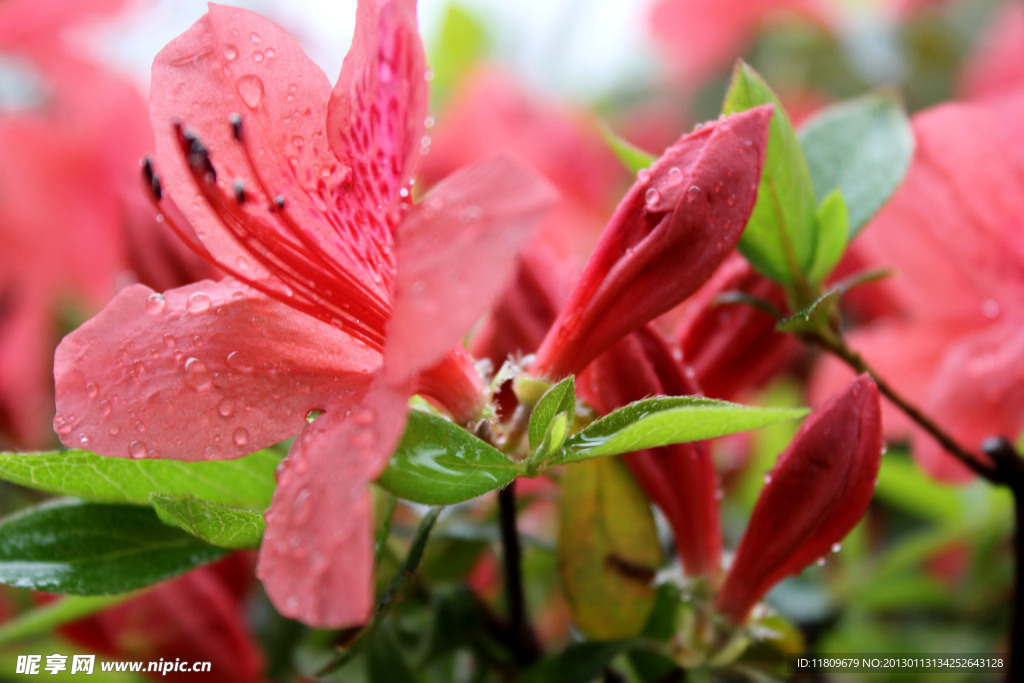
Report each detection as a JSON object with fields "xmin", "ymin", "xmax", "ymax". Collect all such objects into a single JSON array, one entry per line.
[
  {"xmin": 141, "ymin": 156, "xmax": 163, "ymax": 201},
  {"xmin": 229, "ymin": 113, "xmax": 243, "ymax": 141},
  {"xmin": 272, "ymin": 195, "xmax": 286, "ymax": 210},
  {"xmin": 173, "ymin": 122, "xmax": 217, "ymax": 182},
  {"xmin": 233, "ymin": 179, "xmax": 247, "ymax": 204}
]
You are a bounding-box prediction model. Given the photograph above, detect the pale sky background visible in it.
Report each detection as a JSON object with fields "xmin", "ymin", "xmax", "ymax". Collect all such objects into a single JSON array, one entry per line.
[{"xmin": 82, "ymin": 0, "xmax": 661, "ymax": 103}]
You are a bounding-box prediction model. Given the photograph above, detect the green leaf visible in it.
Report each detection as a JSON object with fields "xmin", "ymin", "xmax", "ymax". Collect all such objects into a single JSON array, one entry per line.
[
  {"xmin": 723, "ymin": 61, "xmax": 818, "ymax": 285},
  {"xmin": 600, "ymin": 121, "xmax": 658, "ymax": 175},
  {"xmin": 0, "ymin": 500, "xmax": 228, "ymax": 595},
  {"xmin": 554, "ymin": 397, "xmax": 807, "ymax": 464},
  {"xmin": 799, "ymin": 93, "xmax": 914, "ymax": 237},
  {"xmin": 528, "ymin": 412, "xmax": 570, "ymax": 475},
  {"xmin": 776, "ymin": 267, "xmax": 892, "ymax": 333},
  {"xmin": 150, "ymin": 495, "xmax": 264, "ymax": 549},
  {"xmin": 0, "ymin": 593, "xmax": 134, "ymax": 645},
  {"xmin": 520, "ymin": 640, "xmax": 631, "ymax": 683},
  {"xmin": 427, "ymin": 4, "xmax": 489, "ymax": 107},
  {"xmin": 0, "ymin": 449, "xmax": 281, "ymax": 509},
  {"xmin": 807, "ymin": 189, "xmax": 849, "ymax": 284},
  {"xmin": 377, "ymin": 411, "xmax": 520, "ymax": 505},
  {"xmin": 558, "ymin": 458, "xmax": 659, "ymax": 640},
  {"xmin": 528, "ymin": 376, "xmax": 576, "ymax": 451}
]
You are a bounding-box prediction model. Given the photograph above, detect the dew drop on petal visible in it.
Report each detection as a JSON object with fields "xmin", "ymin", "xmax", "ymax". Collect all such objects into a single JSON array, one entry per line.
[
  {"xmin": 265, "ymin": 47, "xmax": 275, "ymax": 59},
  {"xmin": 645, "ymin": 187, "xmax": 660, "ymax": 209},
  {"xmin": 99, "ymin": 400, "xmax": 112, "ymax": 416},
  {"xmin": 222, "ymin": 44, "xmax": 238, "ymax": 60},
  {"xmin": 291, "ymin": 488, "xmax": 313, "ymax": 525},
  {"xmin": 249, "ymin": 31, "xmax": 261, "ymax": 43},
  {"xmin": 763, "ymin": 472, "xmax": 772, "ymax": 484},
  {"xmin": 129, "ymin": 440, "xmax": 147, "ymax": 459},
  {"xmin": 203, "ymin": 445, "xmax": 222, "ymax": 460},
  {"xmin": 252, "ymin": 50, "xmax": 264, "ymax": 63},
  {"xmin": 637, "ymin": 168, "xmax": 650, "ymax": 183},
  {"xmin": 186, "ymin": 291, "xmax": 212, "ymax": 313},
  {"xmin": 146, "ymin": 292, "xmax": 166, "ymax": 314},
  {"xmin": 236, "ymin": 74, "xmax": 265, "ymax": 109},
  {"xmin": 78, "ymin": 434, "xmax": 90, "ymax": 447},
  {"xmin": 184, "ymin": 357, "xmax": 212, "ymax": 390},
  {"xmin": 217, "ymin": 397, "xmax": 235, "ymax": 418},
  {"xmin": 85, "ymin": 382, "xmax": 99, "ymax": 399},
  {"xmin": 233, "ymin": 426, "xmax": 249, "ymax": 446},
  {"xmin": 816, "ymin": 556, "xmax": 827, "ymax": 567},
  {"xmin": 831, "ymin": 542, "xmax": 842, "ymax": 554}
]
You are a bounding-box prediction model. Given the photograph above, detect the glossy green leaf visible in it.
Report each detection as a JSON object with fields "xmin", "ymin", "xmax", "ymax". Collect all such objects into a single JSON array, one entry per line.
[
  {"xmin": 600, "ymin": 121, "xmax": 658, "ymax": 174},
  {"xmin": 807, "ymin": 189, "xmax": 849, "ymax": 284},
  {"xmin": 528, "ymin": 412, "xmax": 570, "ymax": 475},
  {"xmin": 0, "ymin": 593, "xmax": 133, "ymax": 645},
  {"xmin": 0, "ymin": 500, "xmax": 228, "ymax": 595},
  {"xmin": 376, "ymin": 411, "xmax": 521, "ymax": 505},
  {"xmin": 150, "ymin": 495, "xmax": 265, "ymax": 549},
  {"xmin": 723, "ymin": 61, "xmax": 818, "ymax": 285},
  {"xmin": 528, "ymin": 376, "xmax": 575, "ymax": 450},
  {"xmin": 799, "ymin": 93, "xmax": 913, "ymax": 236},
  {"xmin": 554, "ymin": 397, "xmax": 807, "ymax": 464},
  {"xmin": 520, "ymin": 641, "xmax": 630, "ymax": 683},
  {"xmin": 776, "ymin": 267, "xmax": 891, "ymax": 333},
  {"xmin": 558, "ymin": 458, "xmax": 659, "ymax": 639},
  {"xmin": 0, "ymin": 449, "xmax": 281, "ymax": 509}
]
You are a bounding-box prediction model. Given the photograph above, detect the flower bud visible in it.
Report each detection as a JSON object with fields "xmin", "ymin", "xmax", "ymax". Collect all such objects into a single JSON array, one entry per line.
[
  {"xmin": 581, "ymin": 326, "xmax": 721, "ymax": 578},
  {"xmin": 715, "ymin": 374, "xmax": 882, "ymax": 624},
  {"xmin": 531, "ymin": 105, "xmax": 773, "ymax": 380}
]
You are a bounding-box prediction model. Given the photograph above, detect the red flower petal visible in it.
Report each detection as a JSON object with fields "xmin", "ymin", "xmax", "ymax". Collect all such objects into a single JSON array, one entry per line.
[
  {"xmin": 54, "ymin": 280, "xmax": 377, "ymax": 460},
  {"xmin": 716, "ymin": 375, "xmax": 882, "ymax": 624},
  {"xmin": 256, "ymin": 377, "xmax": 412, "ymax": 627},
  {"xmin": 385, "ymin": 155, "xmax": 557, "ymax": 384},
  {"xmin": 151, "ymin": 4, "xmax": 391, "ymax": 309},
  {"xmin": 328, "ymin": 0, "xmax": 427, "ymax": 213}
]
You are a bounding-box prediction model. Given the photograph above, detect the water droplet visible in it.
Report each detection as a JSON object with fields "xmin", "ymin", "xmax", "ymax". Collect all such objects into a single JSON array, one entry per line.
[
  {"xmin": 831, "ymin": 542, "xmax": 842, "ymax": 553},
  {"xmin": 203, "ymin": 445, "xmax": 222, "ymax": 460},
  {"xmin": 265, "ymin": 47, "xmax": 275, "ymax": 59},
  {"xmin": 252, "ymin": 50, "xmax": 265, "ymax": 63},
  {"xmin": 292, "ymin": 488, "xmax": 313, "ymax": 525},
  {"xmin": 291, "ymin": 135, "xmax": 304, "ymax": 148},
  {"xmin": 78, "ymin": 434, "xmax": 90, "ymax": 447},
  {"xmin": 226, "ymin": 350, "xmax": 253, "ymax": 372},
  {"xmin": 217, "ymin": 397, "xmax": 235, "ymax": 417},
  {"xmin": 184, "ymin": 357, "xmax": 212, "ymax": 390},
  {"xmin": 668, "ymin": 166, "xmax": 681, "ymax": 178},
  {"xmin": 645, "ymin": 187, "xmax": 660, "ymax": 208},
  {"xmin": 109, "ymin": 425, "xmax": 121, "ymax": 436},
  {"xmin": 763, "ymin": 472, "xmax": 773, "ymax": 484},
  {"xmin": 236, "ymin": 74, "xmax": 265, "ymax": 109},
  {"xmin": 816, "ymin": 556, "xmax": 827, "ymax": 567},
  {"xmin": 85, "ymin": 382, "xmax": 99, "ymax": 399},
  {"xmin": 250, "ymin": 31, "xmax": 261, "ymax": 43},
  {"xmin": 146, "ymin": 292, "xmax": 166, "ymax": 314},
  {"xmin": 99, "ymin": 400, "xmax": 112, "ymax": 416},
  {"xmin": 129, "ymin": 440, "xmax": 148, "ymax": 459},
  {"xmin": 983, "ymin": 299, "xmax": 1001, "ymax": 319},
  {"xmin": 233, "ymin": 427, "xmax": 249, "ymax": 446},
  {"xmin": 881, "ymin": 444, "xmax": 888, "ymax": 455},
  {"xmin": 222, "ymin": 44, "xmax": 238, "ymax": 61},
  {"xmin": 186, "ymin": 292, "xmax": 212, "ymax": 313},
  {"xmin": 54, "ymin": 413, "xmax": 73, "ymax": 436},
  {"xmin": 688, "ymin": 185, "xmax": 702, "ymax": 194}
]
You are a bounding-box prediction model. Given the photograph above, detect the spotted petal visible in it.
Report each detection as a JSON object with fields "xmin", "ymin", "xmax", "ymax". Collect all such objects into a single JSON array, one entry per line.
[
  {"xmin": 54, "ymin": 279, "xmax": 378, "ymax": 461},
  {"xmin": 256, "ymin": 377, "xmax": 412, "ymax": 627}
]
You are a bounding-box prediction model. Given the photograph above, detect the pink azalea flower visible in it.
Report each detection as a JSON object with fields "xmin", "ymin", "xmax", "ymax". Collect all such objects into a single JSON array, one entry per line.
[
  {"xmin": 53, "ymin": 0, "xmax": 554, "ymax": 627},
  {"xmin": 649, "ymin": 0, "xmax": 834, "ymax": 86},
  {"xmin": 0, "ymin": 0, "xmax": 165, "ymax": 448},
  {"xmin": 716, "ymin": 375, "xmax": 882, "ymax": 624},
  {"xmin": 812, "ymin": 100, "xmax": 1024, "ymax": 482}
]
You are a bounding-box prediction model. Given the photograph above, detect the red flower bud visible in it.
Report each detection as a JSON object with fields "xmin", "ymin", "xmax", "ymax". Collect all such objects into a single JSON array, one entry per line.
[
  {"xmin": 675, "ymin": 254, "xmax": 796, "ymax": 400},
  {"xmin": 715, "ymin": 374, "xmax": 882, "ymax": 624},
  {"xmin": 531, "ymin": 105, "xmax": 773, "ymax": 380},
  {"xmin": 581, "ymin": 326, "xmax": 721, "ymax": 578}
]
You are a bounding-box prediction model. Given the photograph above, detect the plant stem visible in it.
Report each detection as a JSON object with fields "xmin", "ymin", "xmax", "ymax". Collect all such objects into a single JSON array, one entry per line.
[
  {"xmin": 498, "ymin": 481, "xmax": 541, "ymax": 665},
  {"xmin": 807, "ymin": 330, "xmax": 999, "ymax": 483}
]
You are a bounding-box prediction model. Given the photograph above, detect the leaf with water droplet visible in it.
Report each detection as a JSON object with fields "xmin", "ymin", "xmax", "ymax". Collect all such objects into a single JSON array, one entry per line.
[
  {"xmin": 376, "ymin": 411, "xmax": 522, "ymax": 505},
  {"xmin": 551, "ymin": 396, "xmax": 808, "ymax": 466},
  {"xmin": 151, "ymin": 494, "xmax": 265, "ymax": 549},
  {"xmin": 0, "ymin": 449, "xmax": 282, "ymax": 509},
  {"xmin": 0, "ymin": 500, "xmax": 228, "ymax": 595}
]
